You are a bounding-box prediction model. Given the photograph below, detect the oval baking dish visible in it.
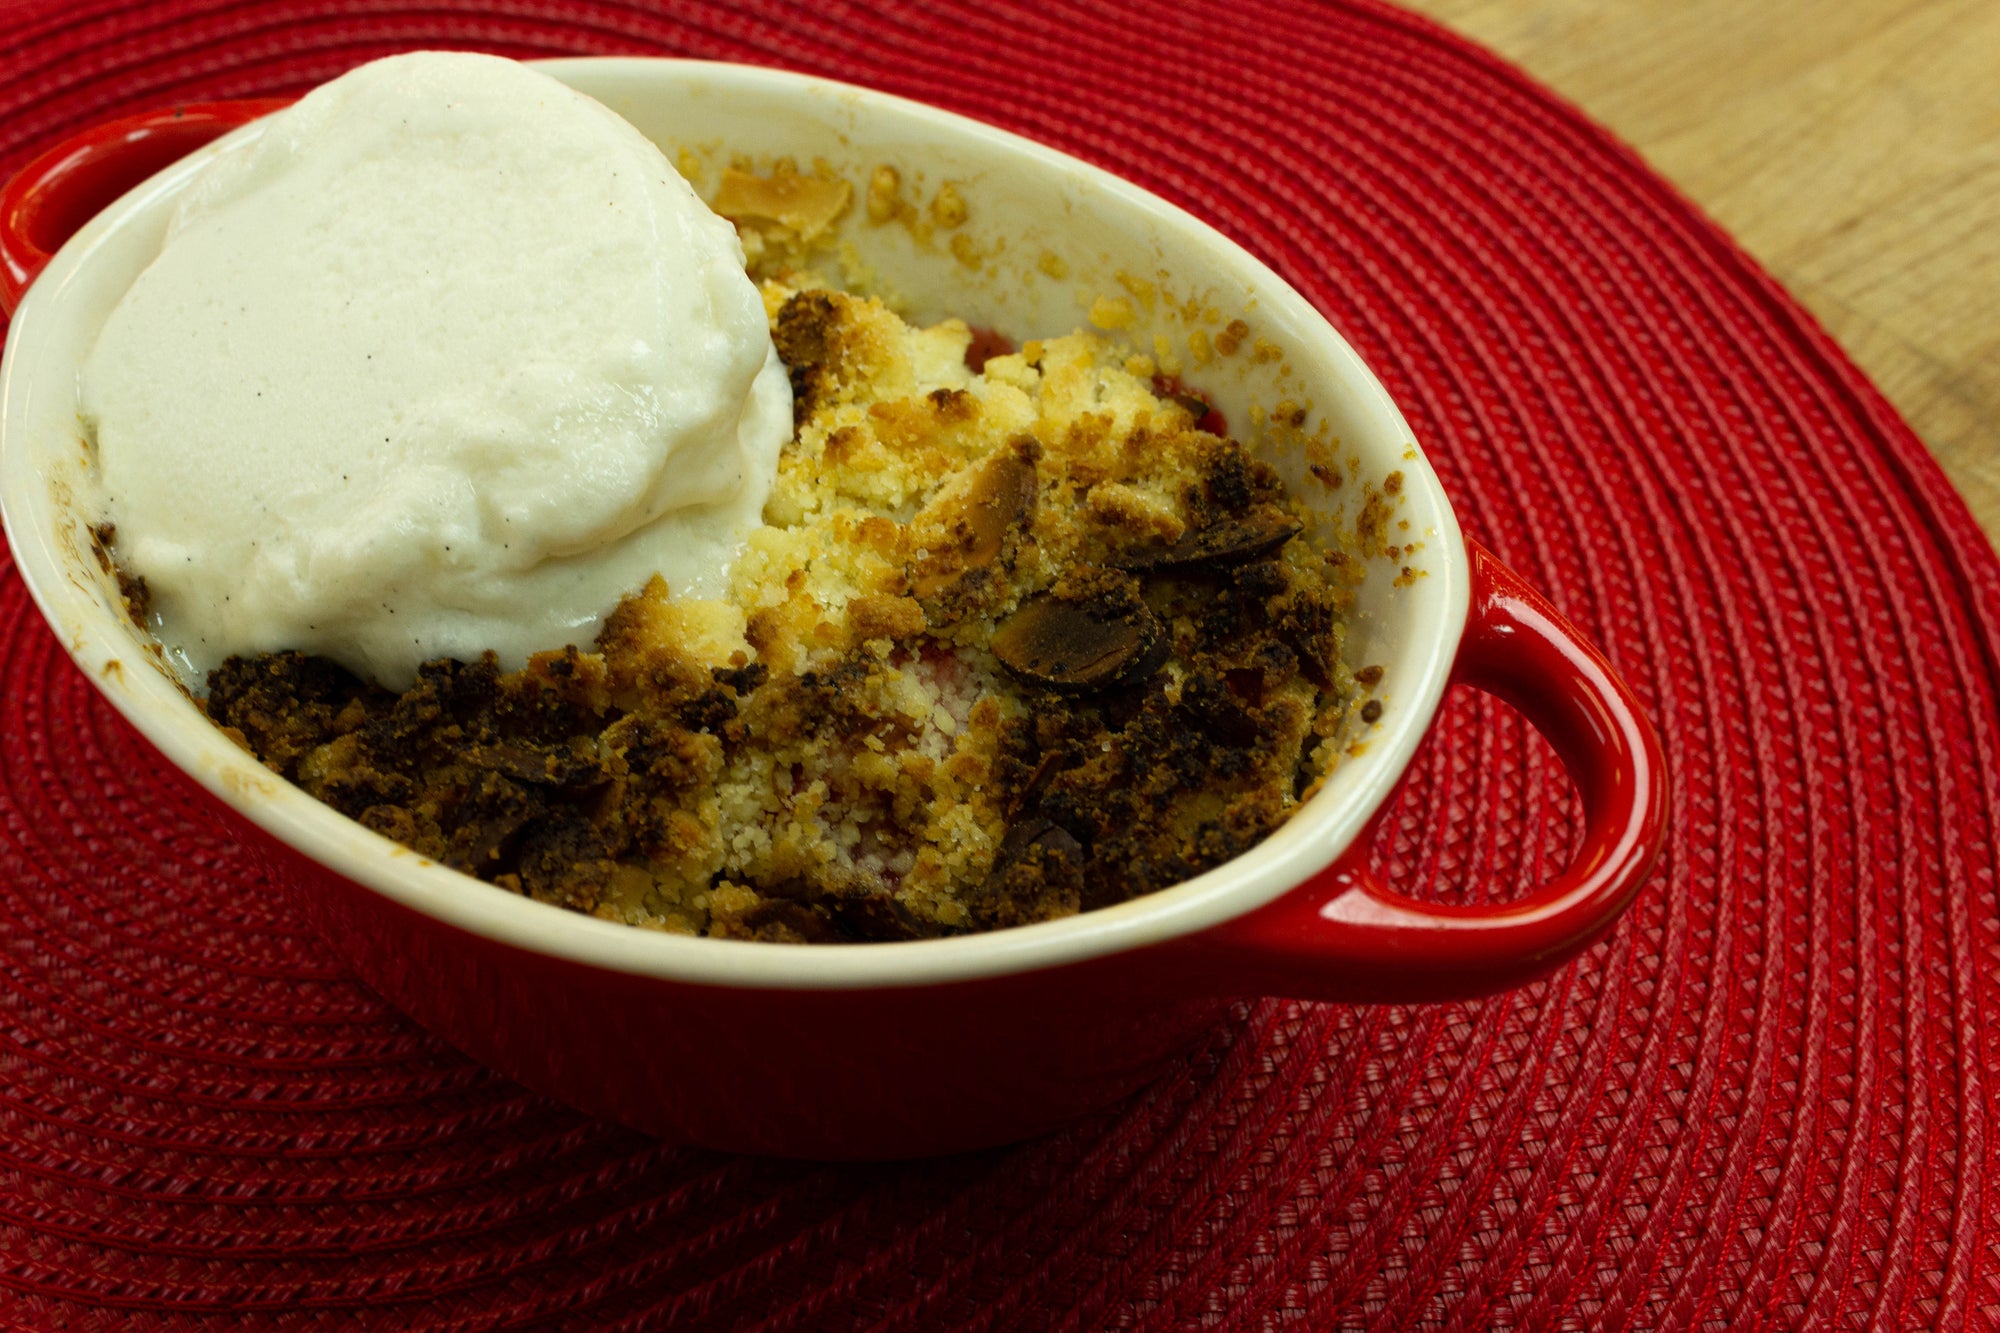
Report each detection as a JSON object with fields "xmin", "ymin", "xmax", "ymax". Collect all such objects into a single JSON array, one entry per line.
[{"xmin": 0, "ymin": 58, "xmax": 1666, "ymax": 1158}]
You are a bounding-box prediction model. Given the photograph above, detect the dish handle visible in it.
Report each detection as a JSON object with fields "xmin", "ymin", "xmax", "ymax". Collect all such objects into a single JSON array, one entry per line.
[
  {"xmin": 0, "ymin": 98, "xmax": 293, "ymax": 316},
  {"xmin": 1185, "ymin": 540, "xmax": 1668, "ymax": 1002}
]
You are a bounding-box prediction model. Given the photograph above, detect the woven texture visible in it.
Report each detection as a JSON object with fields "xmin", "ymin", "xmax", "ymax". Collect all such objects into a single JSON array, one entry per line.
[{"xmin": 4, "ymin": 1, "xmax": 1998, "ymax": 1327}]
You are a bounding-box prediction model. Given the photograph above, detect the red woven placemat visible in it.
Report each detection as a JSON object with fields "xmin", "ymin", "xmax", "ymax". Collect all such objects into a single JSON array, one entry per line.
[{"xmin": 4, "ymin": 1, "xmax": 1997, "ymax": 1327}]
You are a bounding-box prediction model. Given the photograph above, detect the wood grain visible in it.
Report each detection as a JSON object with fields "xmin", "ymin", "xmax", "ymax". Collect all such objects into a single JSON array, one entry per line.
[{"xmin": 1401, "ymin": 0, "xmax": 2000, "ymax": 541}]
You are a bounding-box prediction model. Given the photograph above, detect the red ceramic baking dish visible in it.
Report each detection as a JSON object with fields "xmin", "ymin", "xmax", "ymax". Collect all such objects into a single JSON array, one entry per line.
[{"xmin": 0, "ymin": 59, "xmax": 1667, "ymax": 1158}]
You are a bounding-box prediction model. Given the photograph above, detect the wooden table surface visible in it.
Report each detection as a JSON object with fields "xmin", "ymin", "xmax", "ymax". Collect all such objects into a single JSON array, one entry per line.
[{"xmin": 1403, "ymin": 0, "xmax": 2000, "ymax": 545}]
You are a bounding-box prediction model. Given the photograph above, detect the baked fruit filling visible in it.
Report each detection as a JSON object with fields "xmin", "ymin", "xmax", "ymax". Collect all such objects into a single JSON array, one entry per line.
[{"xmin": 207, "ymin": 281, "xmax": 1369, "ymax": 941}]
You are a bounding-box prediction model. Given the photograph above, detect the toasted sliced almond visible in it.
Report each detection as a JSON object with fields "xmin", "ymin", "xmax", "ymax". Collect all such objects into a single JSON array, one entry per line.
[
  {"xmin": 711, "ymin": 166, "xmax": 853, "ymax": 240},
  {"xmin": 1115, "ymin": 504, "xmax": 1301, "ymax": 572},
  {"xmin": 990, "ymin": 568, "xmax": 1163, "ymax": 691},
  {"xmin": 911, "ymin": 448, "xmax": 1039, "ymax": 600}
]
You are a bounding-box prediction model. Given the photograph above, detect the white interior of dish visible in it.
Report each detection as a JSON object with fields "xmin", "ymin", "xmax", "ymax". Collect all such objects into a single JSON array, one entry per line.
[{"xmin": 0, "ymin": 58, "xmax": 1467, "ymax": 988}]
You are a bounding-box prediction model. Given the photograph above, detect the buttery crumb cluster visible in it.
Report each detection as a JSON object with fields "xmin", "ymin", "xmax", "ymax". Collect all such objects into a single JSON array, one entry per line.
[{"xmin": 208, "ymin": 282, "xmax": 1369, "ymax": 941}]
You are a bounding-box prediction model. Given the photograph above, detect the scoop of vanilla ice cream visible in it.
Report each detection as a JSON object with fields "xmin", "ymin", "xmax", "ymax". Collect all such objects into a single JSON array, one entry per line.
[{"xmin": 83, "ymin": 51, "xmax": 791, "ymax": 687}]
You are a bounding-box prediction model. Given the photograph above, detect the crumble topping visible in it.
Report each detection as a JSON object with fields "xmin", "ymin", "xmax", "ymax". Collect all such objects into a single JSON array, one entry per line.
[{"xmin": 207, "ymin": 281, "xmax": 1369, "ymax": 941}]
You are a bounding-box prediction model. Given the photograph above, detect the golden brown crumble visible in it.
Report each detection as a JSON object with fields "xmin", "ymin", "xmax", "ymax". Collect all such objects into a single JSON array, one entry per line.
[{"xmin": 206, "ymin": 282, "xmax": 1369, "ymax": 941}]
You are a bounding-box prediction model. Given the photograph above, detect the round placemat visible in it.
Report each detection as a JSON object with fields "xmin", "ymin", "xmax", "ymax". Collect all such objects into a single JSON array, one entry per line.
[{"xmin": 4, "ymin": 1, "xmax": 1996, "ymax": 1328}]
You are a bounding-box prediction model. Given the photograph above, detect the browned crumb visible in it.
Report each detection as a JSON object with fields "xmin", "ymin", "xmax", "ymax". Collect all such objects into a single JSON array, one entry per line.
[
  {"xmin": 89, "ymin": 523, "xmax": 151, "ymax": 626},
  {"xmin": 88, "ymin": 522, "xmax": 115, "ymax": 575},
  {"xmin": 771, "ymin": 290, "xmax": 843, "ymax": 423},
  {"xmin": 114, "ymin": 569, "xmax": 151, "ymax": 627}
]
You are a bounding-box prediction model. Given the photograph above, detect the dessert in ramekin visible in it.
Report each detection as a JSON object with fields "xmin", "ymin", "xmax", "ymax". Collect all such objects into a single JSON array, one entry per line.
[{"xmin": 0, "ymin": 59, "xmax": 1666, "ymax": 1157}]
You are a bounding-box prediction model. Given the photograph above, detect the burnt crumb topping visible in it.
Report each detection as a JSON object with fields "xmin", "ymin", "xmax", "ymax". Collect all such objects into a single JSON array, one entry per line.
[{"xmin": 207, "ymin": 283, "xmax": 1373, "ymax": 941}]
